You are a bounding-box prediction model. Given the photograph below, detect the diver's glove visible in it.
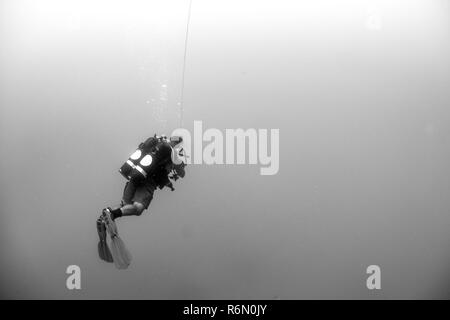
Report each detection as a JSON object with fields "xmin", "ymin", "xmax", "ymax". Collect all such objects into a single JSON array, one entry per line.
[
  {"xmin": 166, "ymin": 181, "xmax": 175, "ymax": 191},
  {"xmin": 173, "ymin": 163, "xmax": 186, "ymax": 178}
]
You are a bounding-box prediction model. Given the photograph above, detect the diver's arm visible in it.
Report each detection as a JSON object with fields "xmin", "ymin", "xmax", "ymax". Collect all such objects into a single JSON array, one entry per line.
[{"xmin": 173, "ymin": 163, "xmax": 185, "ymax": 178}]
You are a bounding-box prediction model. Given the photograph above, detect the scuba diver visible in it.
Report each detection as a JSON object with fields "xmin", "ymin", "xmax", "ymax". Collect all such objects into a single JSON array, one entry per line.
[{"xmin": 96, "ymin": 134, "xmax": 186, "ymax": 269}]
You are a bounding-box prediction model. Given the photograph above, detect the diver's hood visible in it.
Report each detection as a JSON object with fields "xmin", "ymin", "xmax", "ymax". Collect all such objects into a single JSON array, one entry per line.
[{"xmin": 170, "ymin": 136, "xmax": 185, "ymax": 165}]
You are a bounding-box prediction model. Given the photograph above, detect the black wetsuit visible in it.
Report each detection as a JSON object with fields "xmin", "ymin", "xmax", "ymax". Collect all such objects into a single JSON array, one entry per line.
[{"xmin": 121, "ymin": 137, "xmax": 185, "ymax": 209}]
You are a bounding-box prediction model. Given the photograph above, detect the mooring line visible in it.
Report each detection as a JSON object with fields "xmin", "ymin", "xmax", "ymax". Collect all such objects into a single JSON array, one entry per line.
[{"xmin": 179, "ymin": 0, "xmax": 193, "ymax": 128}]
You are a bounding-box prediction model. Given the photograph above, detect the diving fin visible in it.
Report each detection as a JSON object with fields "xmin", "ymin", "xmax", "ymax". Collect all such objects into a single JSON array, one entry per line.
[
  {"xmin": 98, "ymin": 240, "xmax": 114, "ymax": 263},
  {"xmin": 109, "ymin": 235, "xmax": 132, "ymax": 269},
  {"xmin": 96, "ymin": 218, "xmax": 113, "ymax": 263},
  {"xmin": 102, "ymin": 208, "xmax": 132, "ymax": 269}
]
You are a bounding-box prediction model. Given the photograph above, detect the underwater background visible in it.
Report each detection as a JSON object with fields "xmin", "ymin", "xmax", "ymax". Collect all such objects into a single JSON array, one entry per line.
[{"xmin": 1, "ymin": 0, "xmax": 450, "ymax": 299}]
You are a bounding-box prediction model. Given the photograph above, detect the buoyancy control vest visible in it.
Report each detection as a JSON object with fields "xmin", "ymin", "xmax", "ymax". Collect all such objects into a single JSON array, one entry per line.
[{"xmin": 119, "ymin": 136, "xmax": 173, "ymax": 183}]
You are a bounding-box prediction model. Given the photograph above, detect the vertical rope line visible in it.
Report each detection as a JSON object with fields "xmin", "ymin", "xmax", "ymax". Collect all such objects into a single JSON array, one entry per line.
[{"xmin": 179, "ymin": 0, "xmax": 193, "ymax": 128}]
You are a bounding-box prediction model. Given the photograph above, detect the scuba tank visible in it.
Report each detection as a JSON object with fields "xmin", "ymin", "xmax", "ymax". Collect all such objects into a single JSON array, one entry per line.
[{"xmin": 119, "ymin": 135, "xmax": 173, "ymax": 183}]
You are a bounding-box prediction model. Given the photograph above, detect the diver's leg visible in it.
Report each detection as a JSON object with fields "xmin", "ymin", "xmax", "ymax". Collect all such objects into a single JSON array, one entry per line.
[
  {"xmin": 107, "ymin": 181, "xmax": 136, "ymax": 220},
  {"xmin": 118, "ymin": 202, "xmax": 144, "ymax": 217},
  {"xmin": 108, "ymin": 202, "xmax": 141, "ymax": 219},
  {"xmin": 110, "ymin": 181, "xmax": 154, "ymax": 219},
  {"xmin": 131, "ymin": 182, "xmax": 155, "ymax": 215}
]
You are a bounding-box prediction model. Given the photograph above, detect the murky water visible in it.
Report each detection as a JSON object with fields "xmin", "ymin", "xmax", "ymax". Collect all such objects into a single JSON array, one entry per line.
[{"xmin": 1, "ymin": 0, "xmax": 450, "ymax": 299}]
